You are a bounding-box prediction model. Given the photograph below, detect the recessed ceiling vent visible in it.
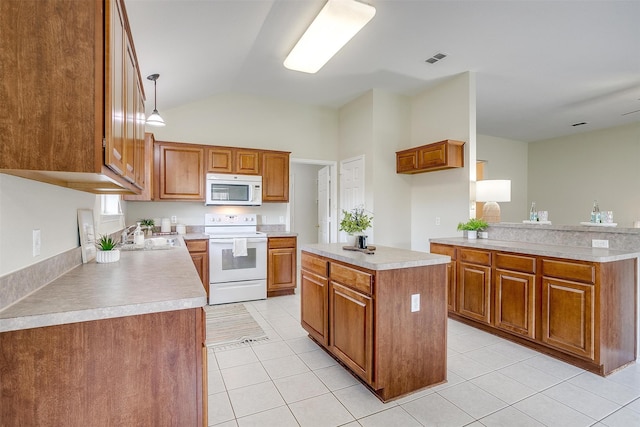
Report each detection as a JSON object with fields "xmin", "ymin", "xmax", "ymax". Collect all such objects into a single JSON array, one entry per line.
[
  {"xmin": 425, "ymin": 52, "xmax": 447, "ymax": 64},
  {"xmin": 571, "ymin": 122, "xmax": 588, "ymax": 127}
]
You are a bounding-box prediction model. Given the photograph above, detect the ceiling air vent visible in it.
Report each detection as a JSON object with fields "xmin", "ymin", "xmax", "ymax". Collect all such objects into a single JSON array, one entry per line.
[{"xmin": 425, "ymin": 52, "xmax": 447, "ymax": 64}]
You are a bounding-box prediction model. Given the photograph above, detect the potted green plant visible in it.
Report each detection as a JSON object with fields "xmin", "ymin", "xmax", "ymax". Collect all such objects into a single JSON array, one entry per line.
[
  {"xmin": 340, "ymin": 207, "xmax": 373, "ymax": 248},
  {"xmin": 95, "ymin": 235, "xmax": 120, "ymax": 263},
  {"xmin": 456, "ymin": 218, "xmax": 488, "ymax": 239},
  {"xmin": 140, "ymin": 218, "xmax": 155, "ymax": 237}
]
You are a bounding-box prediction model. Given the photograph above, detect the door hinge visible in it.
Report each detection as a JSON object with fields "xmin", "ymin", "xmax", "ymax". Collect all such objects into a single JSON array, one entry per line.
[{"xmin": 102, "ymin": 138, "xmax": 106, "ymax": 148}]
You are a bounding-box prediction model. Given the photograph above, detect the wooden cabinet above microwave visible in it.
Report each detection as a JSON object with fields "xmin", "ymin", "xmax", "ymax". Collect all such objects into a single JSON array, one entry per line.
[{"xmin": 396, "ymin": 140, "xmax": 465, "ymax": 174}]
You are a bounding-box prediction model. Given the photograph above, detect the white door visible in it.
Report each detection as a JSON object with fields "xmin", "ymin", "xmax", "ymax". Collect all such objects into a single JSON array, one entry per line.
[
  {"xmin": 339, "ymin": 155, "xmax": 365, "ymax": 243},
  {"xmin": 317, "ymin": 166, "xmax": 330, "ymax": 243}
]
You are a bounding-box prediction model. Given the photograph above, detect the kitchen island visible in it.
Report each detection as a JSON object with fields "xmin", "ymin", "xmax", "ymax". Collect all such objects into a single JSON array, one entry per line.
[
  {"xmin": 0, "ymin": 238, "xmax": 207, "ymax": 426},
  {"xmin": 300, "ymin": 243, "xmax": 450, "ymax": 402}
]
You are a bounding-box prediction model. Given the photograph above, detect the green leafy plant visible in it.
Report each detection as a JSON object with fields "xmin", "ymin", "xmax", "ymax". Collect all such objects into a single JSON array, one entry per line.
[
  {"xmin": 96, "ymin": 235, "xmax": 118, "ymax": 251},
  {"xmin": 140, "ymin": 219, "xmax": 155, "ymax": 227},
  {"xmin": 339, "ymin": 207, "xmax": 373, "ymax": 234},
  {"xmin": 456, "ymin": 218, "xmax": 489, "ymax": 231}
]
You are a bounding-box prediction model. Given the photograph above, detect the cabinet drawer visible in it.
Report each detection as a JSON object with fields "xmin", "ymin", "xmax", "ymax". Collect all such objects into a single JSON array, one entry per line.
[
  {"xmin": 185, "ymin": 239, "xmax": 208, "ymax": 253},
  {"xmin": 495, "ymin": 253, "xmax": 535, "ymax": 274},
  {"xmin": 430, "ymin": 243, "xmax": 455, "ymax": 259},
  {"xmin": 268, "ymin": 236, "xmax": 296, "ymax": 249},
  {"xmin": 459, "ymin": 248, "xmax": 491, "ymax": 266},
  {"xmin": 330, "ymin": 263, "xmax": 372, "ymax": 295},
  {"xmin": 302, "ymin": 252, "xmax": 328, "ymax": 277},
  {"xmin": 542, "ymin": 259, "xmax": 595, "ymax": 284}
]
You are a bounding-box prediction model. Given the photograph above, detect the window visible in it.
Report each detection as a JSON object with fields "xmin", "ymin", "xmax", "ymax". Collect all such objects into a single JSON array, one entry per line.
[{"xmin": 101, "ymin": 195, "xmax": 122, "ymax": 216}]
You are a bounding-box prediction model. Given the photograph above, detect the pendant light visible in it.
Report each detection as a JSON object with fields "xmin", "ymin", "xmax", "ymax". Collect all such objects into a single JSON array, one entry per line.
[{"xmin": 146, "ymin": 73, "xmax": 165, "ymax": 127}]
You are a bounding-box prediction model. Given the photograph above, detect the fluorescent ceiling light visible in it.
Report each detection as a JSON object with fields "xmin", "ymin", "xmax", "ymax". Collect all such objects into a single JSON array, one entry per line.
[{"xmin": 284, "ymin": 0, "xmax": 376, "ymax": 74}]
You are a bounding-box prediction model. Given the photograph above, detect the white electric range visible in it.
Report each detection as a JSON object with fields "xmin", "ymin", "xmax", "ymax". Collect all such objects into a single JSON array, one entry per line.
[{"xmin": 204, "ymin": 213, "xmax": 267, "ymax": 305}]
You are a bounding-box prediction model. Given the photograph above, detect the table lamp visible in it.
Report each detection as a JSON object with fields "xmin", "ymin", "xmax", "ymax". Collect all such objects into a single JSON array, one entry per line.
[{"xmin": 476, "ymin": 180, "xmax": 511, "ymax": 223}]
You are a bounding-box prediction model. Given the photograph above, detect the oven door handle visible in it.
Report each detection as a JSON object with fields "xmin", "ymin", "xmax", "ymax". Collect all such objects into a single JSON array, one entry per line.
[{"xmin": 209, "ymin": 238, "xmax": 267, "ymax": 244}]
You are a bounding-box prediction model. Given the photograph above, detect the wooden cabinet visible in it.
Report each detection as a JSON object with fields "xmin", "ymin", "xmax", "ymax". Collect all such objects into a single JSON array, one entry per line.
[
  {"xmin": 262, "ymin": 151, "xmax": 290, "ymax": 202},
  {"xmin": 457, "ymin": 248, "xmax": 492, "ymax": 324},
  {"xmin": 429, "ymin": 242, "xmax": 637, "ymax": 375},
  {"xmin": 494, "ymin": 253, "xmax": 536, "ymax": 339},
  {"xmin": 0, "ymin": 309, "xmax": 204, "ymax": 426},
  {"xmin": 186, "ymin": 239, "xmax": 210, "ymax": 297},
  {"xmin": 123, "ymin": 133, "xmax": 155, "ymax": 201},
  {"xmin": 300, "ymin": 253, "xmax": 329, "ymax": 346},
  {"xmin": 267, "ymin": 236, "xmax": 297, "ymax": 296},
  {"xmin": 541, "ymin": 259, "xmax": 595, "ymax": 359},
  {"xmin": 430, "ymin": 243, "xmax": 457, "ymax": 311},
  {"xmin": 155, "ymin": 142, "xmax": 205, "ymax": 201},
  {"xmin": 396, "ymin": 140, "xmax": 465, "ymax": 174},
  {"xmin": 301, "ymin": 250, "xmax": 447, "ymax": 402},
  {"xmin": 0, "ymin": 0, "xmax": 145, "ymax": 195},
  {"xmin": 206, "ymin": 147, "xmax": 260, "ymax": 175},
  {"xmin": 329, "ymin": 265, "xmax": 374, "ymax": 384}
]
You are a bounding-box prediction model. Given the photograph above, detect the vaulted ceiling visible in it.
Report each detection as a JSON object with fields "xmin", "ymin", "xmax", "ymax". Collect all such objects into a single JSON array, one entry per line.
[{"xmin": 125, "ymin": 0, "xmax": 640, "ymax": 142}]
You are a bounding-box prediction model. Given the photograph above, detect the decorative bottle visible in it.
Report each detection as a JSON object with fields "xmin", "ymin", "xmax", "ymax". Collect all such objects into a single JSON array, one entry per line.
[
  {"xmin": 529, "ymin": 202, "xmax": 537, "ymax": 221},
  {"xmin": 591, "ymin": 200, "xmax": 601, "ymax": 223}
]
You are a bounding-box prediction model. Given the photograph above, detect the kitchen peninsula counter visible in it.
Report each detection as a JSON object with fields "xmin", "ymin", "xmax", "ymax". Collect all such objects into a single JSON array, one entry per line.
[
  {"xmin": 429, "ymin": 236, "xmax": 640, "ymax": 262},
  {"xmin": 0, "ymin": 238, "xmax": 207, "ymax": 425},
  {"xmin": 300, "ymin": 243, "xmax": 449, "ymax": 402}
]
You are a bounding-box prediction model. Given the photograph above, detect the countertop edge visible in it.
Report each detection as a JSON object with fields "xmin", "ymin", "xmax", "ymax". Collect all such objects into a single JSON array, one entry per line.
[{"xmin": 430, "ymin": 237, "xmax": 640, "ymax": 263}]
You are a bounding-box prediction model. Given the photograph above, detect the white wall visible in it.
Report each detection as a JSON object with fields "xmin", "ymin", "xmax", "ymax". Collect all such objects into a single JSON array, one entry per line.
[
  {"xmin": 290, "ymin": 163, "xmax": 323, "ymax": 260},
  {"xmin": 528, "ymin": 122, "xmax": 640, "ymax": 227},
  {"xmin": 409, "ymin": 73, "xmax": 476, "ymax": 251},
  {"xmin": 0, "ymin": 174, "xmax": 96, "ymax": 275},
  {"xmin": 477, "ymin": 134, "xmax": 529, "ymax": 222}
]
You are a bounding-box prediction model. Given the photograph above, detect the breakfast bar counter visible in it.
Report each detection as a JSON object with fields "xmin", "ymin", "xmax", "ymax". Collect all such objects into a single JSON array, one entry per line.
[{"xmin": 300, "ymin": 243, "xmax": 450, "ymax": 402}]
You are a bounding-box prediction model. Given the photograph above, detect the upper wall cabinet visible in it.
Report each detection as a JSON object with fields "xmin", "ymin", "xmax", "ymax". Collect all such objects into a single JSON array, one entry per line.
[
  {"xmin": 155, "ymin": 142, "xmax": 205, "ymax": 201},
  {"xmin": 206, "ymin": 147, "xmax": 260, "ymax": 175},
  {"xmin": 0, "ymin": 0, "xmax": 145, "ymax": 194},
  {"xmin": 396, "ymin": 140, "xmax": 465, "ymax": 174},
  {"xmin": 262, "ymin": 151, "xmax": 290, "ymax": 202}
]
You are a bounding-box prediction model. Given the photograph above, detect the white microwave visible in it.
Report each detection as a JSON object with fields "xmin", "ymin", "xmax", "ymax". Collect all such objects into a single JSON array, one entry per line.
[{"xmin": 205, "ymin": 174, "xmax": 262, "ymax": 206}]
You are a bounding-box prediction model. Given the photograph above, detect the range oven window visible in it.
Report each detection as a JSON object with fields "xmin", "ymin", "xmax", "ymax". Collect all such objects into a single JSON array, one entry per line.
[
  {"xmin": 220, "ymin": 248, "xmax": 257, "ymax": 270},
  {"xmin": 210, "ymin": 184, "xmax": 250, "ymax": 202}
]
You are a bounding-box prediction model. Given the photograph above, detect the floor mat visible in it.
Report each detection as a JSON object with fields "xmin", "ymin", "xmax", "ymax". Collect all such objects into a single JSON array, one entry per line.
[{"xmin": 204, "ymin": 303, "xmax": 268, "ymax": 349}]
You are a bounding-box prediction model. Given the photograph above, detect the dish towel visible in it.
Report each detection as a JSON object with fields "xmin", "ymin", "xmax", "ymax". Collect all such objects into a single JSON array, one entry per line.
[{"xmin": 232, "ymin": 238, "xmax": 248, "ymax": 257}]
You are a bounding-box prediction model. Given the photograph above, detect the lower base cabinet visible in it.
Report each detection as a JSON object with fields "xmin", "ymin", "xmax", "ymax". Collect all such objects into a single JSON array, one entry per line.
[
  {"xmin": 430, "ymin": 242, "xmax": 637, "ymax": 375},
  {"xmin": 267, "ymin": 236, "xmax": 297, "ymax": 297},
  {"xmin": 0, "ymin": 309, "xmax": 205, "ymax": 426},
  {"xmin": 301, "ymin": 251, "xmax": 447, "ymax": 402},
  {"xmin": 186, "ymin": 239, "xmax": 209, "ymax": 298}
]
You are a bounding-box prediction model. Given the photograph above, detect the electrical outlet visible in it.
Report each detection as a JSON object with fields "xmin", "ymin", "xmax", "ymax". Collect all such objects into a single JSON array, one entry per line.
[
  {"xmin": 261, "ymin": 215, "xmax": 267, "ymax": 224},
  {"xmin": 33, "ymin": 229, "xmax": 41, "ymax": 257},
  {"xmin": 279, "ymin": 216, "xmax": 285, "ymax": 224},
  {"xmin": 592, "ymin": 239, "xmax": 609, "ymax": 248},
  {"xmin": 435, "ymin": 217, "xmax": 440, "ymax": 226},
  {"xmin": 411, "ymin": 294, "xmax": 420, "ymax": 312},
  {"xmin": 478, "ymin": 231, "xmax": 489, "ymax": 239}
]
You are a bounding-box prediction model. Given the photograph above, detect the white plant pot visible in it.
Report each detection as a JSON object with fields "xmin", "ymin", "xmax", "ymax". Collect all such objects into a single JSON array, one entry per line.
[
  {"xmin": 467, "ymin": 230, "xmax": 478, "ymax": 240},
  {"xmin": 96, "ymin": 249, "xmax": 120, "ymax": 263}
]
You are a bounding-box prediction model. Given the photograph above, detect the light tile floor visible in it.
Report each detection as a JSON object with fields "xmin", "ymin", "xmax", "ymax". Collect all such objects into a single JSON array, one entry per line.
[{"xmin": 207, "ymin": 293, "xmax": 640, "ymax": 426}]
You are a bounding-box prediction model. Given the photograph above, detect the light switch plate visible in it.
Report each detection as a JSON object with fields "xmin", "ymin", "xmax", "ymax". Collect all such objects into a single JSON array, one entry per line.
[
  {"xmin": 33, "ymin": 229, "xmax": 41, "ymax": 257},
  {"xmin": 411, "ymin": 294, "xmax": 420, "ymax": 312}
]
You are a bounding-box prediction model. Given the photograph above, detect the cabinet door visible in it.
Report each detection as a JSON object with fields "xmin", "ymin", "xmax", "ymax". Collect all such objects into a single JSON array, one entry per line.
[
  {"xmin": 190, "ymin": 253, "xmax": 209, "ymax": 293},
  {"xmin": 207, "ymin": 147, "xmax": 233, "ymax": 173},
  {"xmin": 156, "ymin": 143, "xmax": 205, "ymax": 200},
  {"xmin": 329, "ymin": 282, "xmax": 373, "ymax": 384},
  {"xmin": 458, "ymin": 262, "xmax": 491, "ymax": 324},
  {"xmin": 262, "ymin": 152, "xmax": 290, "ymax": 202},
  {"xmin": 430, "ymin": 244, "xmax": 456, "ymax": 311},
  {"xmin": 268, "ymin": 248, "xmax": 296, "ymax": 293},
  {"xmin": 300, "ymin": 269, "xmax": 329, "ymax": 346},
  {"xmin": 396, "ymin": 150, "xmax": 417, "ymax": 173},
  {"xmin": 123, "ymin": 39, "xmax": 137, "ymax": 183},
  {"xmin": 105, "ymin": 0, "xmax": 126, "ymax": 176},
  {"xmin": 417, "ymin": 143, "xmax": 447, "ymax": 169},
  {"xmin": 235, "ymin": 150, "xmax": 260, "ymax": 175},
  {"xmin": 541, "ymin": 277, "xmax": 594, "ymax": 360},
  {"xmin": 494, "ymin": 269, "xmax": 536, "ymax": 339}
]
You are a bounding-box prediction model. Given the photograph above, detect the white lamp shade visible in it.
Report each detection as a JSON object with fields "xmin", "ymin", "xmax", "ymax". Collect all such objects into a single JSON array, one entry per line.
[
  {"xmin": 284, "ymin": 0, "xmax": 376, "ymax": 74},
  {"xmin": 476, "ymin": 180, "xmax": 511, "ymax": 203},
  {"xmin": 146, "ymin": 110, "xmax": 165, "ymax": 127}
]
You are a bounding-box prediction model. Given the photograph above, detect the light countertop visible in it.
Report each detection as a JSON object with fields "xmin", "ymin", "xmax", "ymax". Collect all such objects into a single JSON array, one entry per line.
[
  {"xmin": 430, "ymin": 237, "xmax": 640, "ymax": 263},
  {"xmin": 302, "ymin": 243, "xmax": 449, "ymax": 271},
  {"xmin": 0, "ymin": 237, "xmax": 206, "ymax": 333}
]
